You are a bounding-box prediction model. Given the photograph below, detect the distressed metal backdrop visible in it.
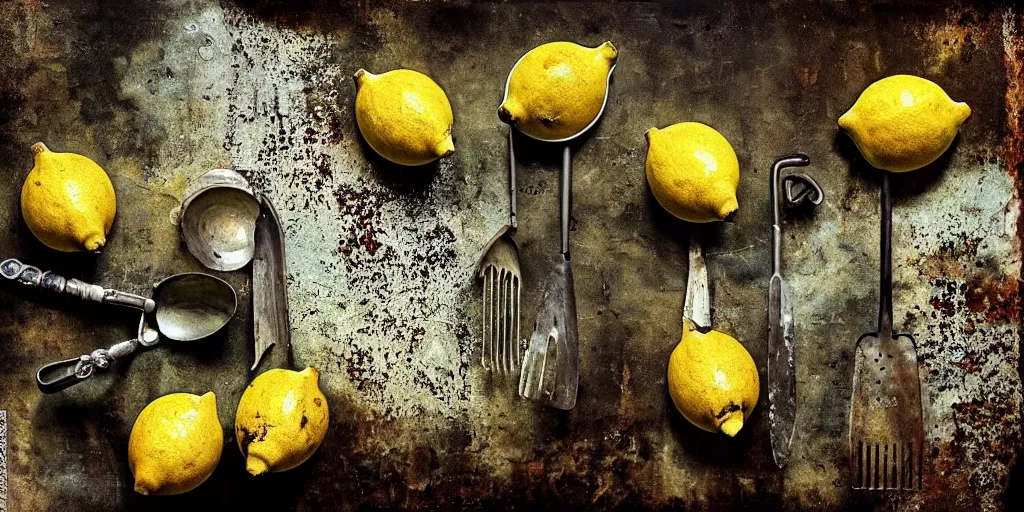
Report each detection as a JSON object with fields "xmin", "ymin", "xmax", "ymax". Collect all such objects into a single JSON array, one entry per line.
[{"xmin": 0, "ymin": 0, "xmax": 1021, "ymax": 510}]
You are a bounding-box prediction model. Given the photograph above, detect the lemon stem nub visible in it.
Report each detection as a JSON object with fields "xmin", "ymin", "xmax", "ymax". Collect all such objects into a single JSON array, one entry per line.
[
  {"xmin": 31, "ymin": 142, "xmax": 49, "ymax": 155},
  {"xmin": 719, "ymin": 412, "xmax": 744, "ymax": 437},
  {"xmin": 352, "ymin": 69, "xmax": 370, "ymax": 90},
  {"xmin": 597, "ymin": 41, "xmax": 619, "ymax": 62},
  {"xmin": 435, "ymin": 135, "xmax": 455, "ymax": 158},
  {"xmin": 247, "ymin": 455, "xmax": 270, "ymax": 476},
  {"xmin": 497, "ymin": 104, "xmax": 517, "ymax": 125},
  {"xmin": 83, "ymin": 234, "xmax": 106, "ymax": 252}
]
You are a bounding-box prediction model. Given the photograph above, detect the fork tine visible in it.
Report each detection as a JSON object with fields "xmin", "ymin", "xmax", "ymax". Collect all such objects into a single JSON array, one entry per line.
[
  {"xmin": 491, "ymin": 264, "xmax": 499, "ymax": 372},
  {"xmin": 507, "ymin": 272, "xmax": 516, "ymax": 372},
  {"xmin": 892, "ymin": 442, "xmax": 899, "ymax": 489},
  {"xmin": 871, "ymin": 443, "xmax": 878, "ymax": 489},
  {"xmin": 513, "ymin": 273, "xmax": 521, "ymax": 372},
  {"xmin": 505, "ymin": 271, "xmax": 514, "ymax": 374},
  {"xmin": 883, "ymin": 443, "xmax": 889, "ymax": 489},
  {"xmin": 499, "ymin": 269, "xmax": 508, "ymax": 376},
  {"xmin": 481, "ymin": 266, "xmax": 491, "ymax": 370}
]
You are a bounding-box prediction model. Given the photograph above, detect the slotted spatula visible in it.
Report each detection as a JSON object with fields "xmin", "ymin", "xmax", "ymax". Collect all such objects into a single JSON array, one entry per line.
[{"xmin": 849, "ymin": 172, "xmax": 924, "ymax": 490}]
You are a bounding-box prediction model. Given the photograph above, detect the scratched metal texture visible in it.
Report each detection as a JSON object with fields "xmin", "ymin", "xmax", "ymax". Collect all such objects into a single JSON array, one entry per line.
[{"xmin": 0, "ymin": 0, "xmax": 1021, "ymax": 510}]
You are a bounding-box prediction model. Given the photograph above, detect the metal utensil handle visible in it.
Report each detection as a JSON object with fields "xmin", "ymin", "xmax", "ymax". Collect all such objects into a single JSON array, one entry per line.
[
  {"xmin": 0, "ymin": 258, "xmax": 154, "ymax": 312},
  {"xmin": 561, "ymin": 145, "xmax": 571, "ymax": 257},
  {"xmin": 878, "ymin": 172, "xmax": 893, "ymax": 337},
  {"xmin": 509, "ymin": 129, "xmax": 518, "ymax": 230},
  {"xmin": 36, "ymin": 338, "xmax": 140, "ymax": 393},
  {"xmin": 770, "ymin": 154, "xmax": 811, "ymax": 276}
]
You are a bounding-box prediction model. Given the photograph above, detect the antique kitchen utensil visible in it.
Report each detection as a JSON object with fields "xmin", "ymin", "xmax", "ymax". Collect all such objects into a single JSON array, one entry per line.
[
  {"xmin": 849, "ymin": 172, "xmax": 924, "ymax": 490},
  {"xmin": 251, "ymin": 194, "xmax": 291, "ymax": 371},
  {"xmin": 12, "ymin": 267, "xmax": 238, "ymax": 393},
  {"xmin": 516, "ymin": 56, "xmax": 616, "ymax": 410},
  {"xmin": 767, "ymin": 154, "xmax": 824, "ymax": 469},
  {"xmin": 178, "ymin": 169, "xmax": 261, "ymax": 272},
  {"xmin": 477, "ymin": 129, "xmax": 522, "ymax": 378}
]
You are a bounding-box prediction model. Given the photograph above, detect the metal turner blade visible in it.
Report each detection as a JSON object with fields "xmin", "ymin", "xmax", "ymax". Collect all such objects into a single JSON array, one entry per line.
[{"xmin": 849, "ymin": 172, "xmax": 924, "ymax": 490}]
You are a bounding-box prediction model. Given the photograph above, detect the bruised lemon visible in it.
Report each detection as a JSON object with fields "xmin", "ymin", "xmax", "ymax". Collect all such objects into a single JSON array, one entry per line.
[
  {"xmin": 128, "ymin": 392, "xmax": 223, "ymax": 495},
  {"xmin": 21, "ymin": 143, "xmax": 116, "ymax": 251},
  {"xmin": 498, "ymin": 41, "xmax": 617, "ymax": 140},
  {"xmin": 354, "ymin": 69, "xmax": 455, "ymax": 166},
  {"xmin": 667, "ymin": 321, "xmax": 759, "ymax": 436},
  {"xmin": 646, "ymin": 123, "xmax": 740, "ymax": 223},
  {"xmin": 839, "ymin": 75, "xmax": 971, "ymax": 172},
  {"xmin": 235, "ymin": 368, "xmax": 329, "ymax": 475}
]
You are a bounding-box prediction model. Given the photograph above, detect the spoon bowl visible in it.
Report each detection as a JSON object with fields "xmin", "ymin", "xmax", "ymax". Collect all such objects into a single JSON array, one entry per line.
[
  {"xmin": 179, "ymin": 169, "xmax": 260, "ymax": 272},
  {"xmin": 153, "ymin": 273, "xmax": 237, "ymax": 341}
]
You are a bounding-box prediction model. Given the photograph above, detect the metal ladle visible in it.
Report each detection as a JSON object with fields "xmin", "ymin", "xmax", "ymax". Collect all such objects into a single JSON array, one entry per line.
[
  {"xmin": 0, "ymin": 260, "xmax": 237, "ymax": 393},
  {"xmin": 511, "ymin": 53, "xmax": 616, "ymax": 410}
]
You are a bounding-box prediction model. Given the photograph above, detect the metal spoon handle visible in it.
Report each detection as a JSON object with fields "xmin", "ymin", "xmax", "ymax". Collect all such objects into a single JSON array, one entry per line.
[
  {"xmin": 561, "ymin": 145, "xmax": 571, "ymax": 257},
  {"xmin": 0, "ymin": 258, "xmax": 155, "ymax": 312},
  {"xmin": 509, "ymin": 128, "xmax": 518, "ymax": 230},
  {"xmin": 36, "ymin": 338, "xmax": 140, "ymax": 393}
]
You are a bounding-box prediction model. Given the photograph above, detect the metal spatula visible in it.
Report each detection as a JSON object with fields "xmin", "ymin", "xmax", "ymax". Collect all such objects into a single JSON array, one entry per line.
[{"xmin": 849, "ymin": 172, "xmax": 924, "ymax": 490}]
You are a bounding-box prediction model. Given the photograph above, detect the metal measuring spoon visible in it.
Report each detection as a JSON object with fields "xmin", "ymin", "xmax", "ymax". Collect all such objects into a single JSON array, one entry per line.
[
  {"xmin": 35, "ymin": 272, "xmax": 237, "ymax": 393},
  {"xmin": 509, "ymin": 47, "xmax": 616, "ymax": 410}
]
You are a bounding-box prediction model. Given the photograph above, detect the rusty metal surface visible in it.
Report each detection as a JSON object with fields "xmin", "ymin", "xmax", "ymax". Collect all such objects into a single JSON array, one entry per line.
[{"xmin": 0, "ymin": 0, "xmax": 1022, "ymax": 510}]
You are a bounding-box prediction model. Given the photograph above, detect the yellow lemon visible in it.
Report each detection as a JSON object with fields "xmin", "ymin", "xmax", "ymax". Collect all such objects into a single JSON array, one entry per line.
[
  {"xmin": 645, "ymin": 123, "xmax": 740, "ymax": 223},
  {"xmin": 235, "ymin": 367, "xmax": 329, "ymax": 475},
  {"xmin": 128, "ymin": 392, "xmax": 223, "ymax": 496},
  {"xmin": 354, "ymin": 69, "xmax": 455, "ymax": 166},
  {"xmin": 839, "ymin": 75, "xmax": 971, "ymax": 172},
  {"xmin": 21, "ymin": 143, "xmax": 116, "ymax": 251},
  {"xmin": 498, "ymin": 41, "xmax": 617, "ymax": 140},
  {"xmin": 667, "ymin": 321, "xmax": 759, "ymax": 436}
]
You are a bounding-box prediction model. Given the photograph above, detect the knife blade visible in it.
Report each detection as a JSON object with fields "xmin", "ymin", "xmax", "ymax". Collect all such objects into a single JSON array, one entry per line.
[
  {"xmin": 768, "ymin": 238, "xmax": 797, "ymax": 467},
  {"xmin": 252, "ymin": 194, "xmax": 290, "ymax": 371}
]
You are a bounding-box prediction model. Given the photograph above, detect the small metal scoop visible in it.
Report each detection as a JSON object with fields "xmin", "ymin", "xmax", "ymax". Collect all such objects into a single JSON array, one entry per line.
[
  {"xmin": 35, "ymin": 272, "xmax": 237, "ymax": 393},
  {"xmin": 177, "ymin": 169, "xmax": 260, "ymax": 272},
  {"xmin": 514, "ymin": 48, "xmax": 616, "ymax": 410}
]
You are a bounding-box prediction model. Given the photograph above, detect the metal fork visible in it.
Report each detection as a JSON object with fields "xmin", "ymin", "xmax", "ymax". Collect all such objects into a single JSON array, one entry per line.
[{"xmin": 477, "ymin": 129, "xmax": 522, "ymax": 376}]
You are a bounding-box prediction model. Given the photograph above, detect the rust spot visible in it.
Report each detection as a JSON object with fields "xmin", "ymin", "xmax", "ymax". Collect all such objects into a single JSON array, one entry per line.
[{"xmin": 964, "ymin": 275, "xmax": 1020, "ymax": 322}]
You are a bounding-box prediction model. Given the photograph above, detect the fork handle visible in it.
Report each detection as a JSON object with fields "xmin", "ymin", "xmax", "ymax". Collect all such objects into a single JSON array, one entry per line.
[{"xmin": 561, "ymin": 145, "xmax": 572, "ymax": 257}]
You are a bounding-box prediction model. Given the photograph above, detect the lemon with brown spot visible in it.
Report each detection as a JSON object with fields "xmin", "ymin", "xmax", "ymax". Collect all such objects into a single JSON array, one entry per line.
[
  {"xmin": 354, "ymin": 69, "xmax": 455, "ymax": 166},
  {"xmin": 128, "ymin": 392, "xmax": 223, "ymax": 495},
  {"xmin": 839, "ymin": 75, "xmax": 971, "ymax": 172},
  {"xmin": 645, "ymin": 122, "xmax": 740, "ymax": 223},
  {"xmin": 21, "ymin": 142, "xmax": 116, "ymax": 252},
  {"xmin": 498, "ymin": 41, "xmax": 617, "ymax": 140},
  {"xmin": 235, "ymin": 367, "xmax": 329, "ymax": 475},
  {"xmin": 667, "ymin": 321, "xmax": 759, "ymax": 436}
]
